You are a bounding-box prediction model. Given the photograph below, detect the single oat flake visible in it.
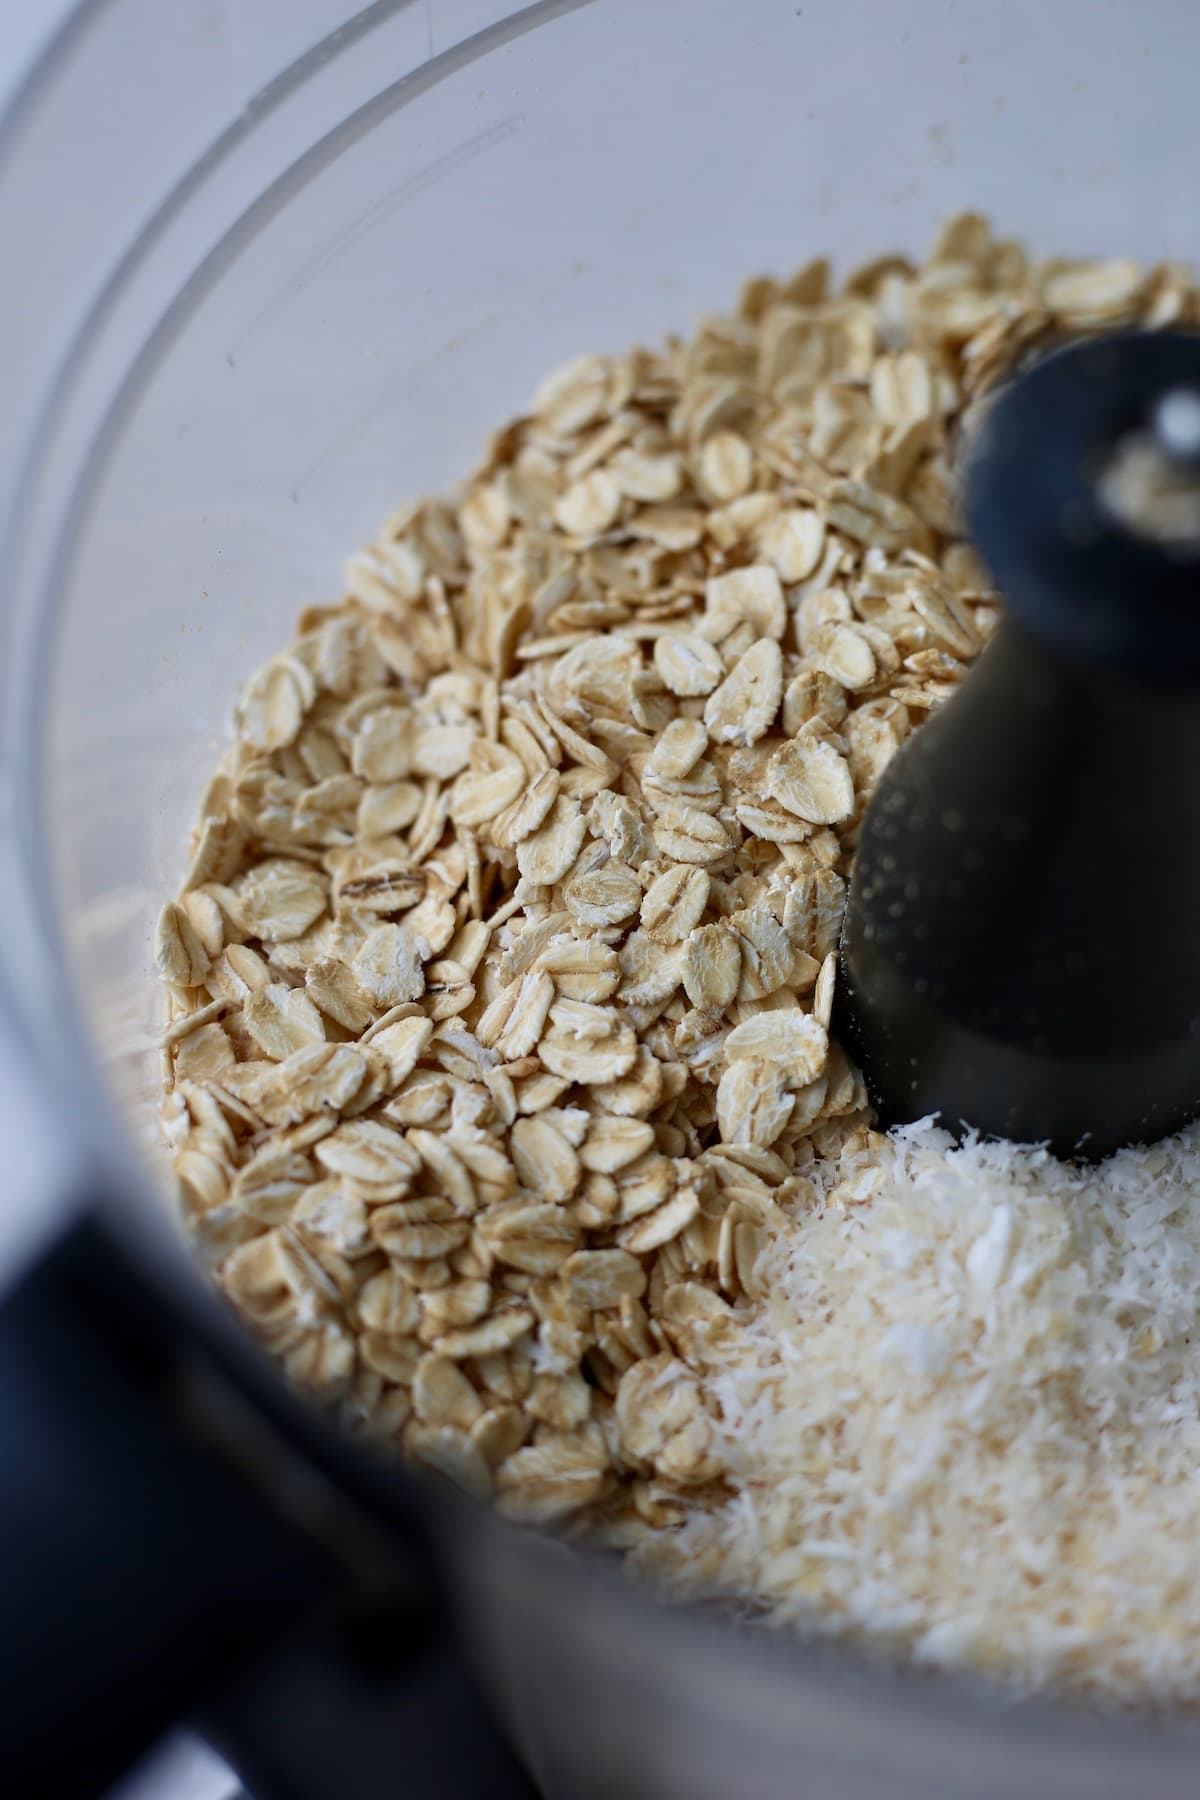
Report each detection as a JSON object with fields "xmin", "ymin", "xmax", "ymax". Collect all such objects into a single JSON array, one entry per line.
[{"xmin": 157, "ymin": 216, "xmax": 1200, "ymax": 1707}]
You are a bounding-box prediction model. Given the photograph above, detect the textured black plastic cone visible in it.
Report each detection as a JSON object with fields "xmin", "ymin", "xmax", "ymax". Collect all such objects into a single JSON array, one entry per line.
[{"xmin": 837, "ymin": 331, "xmax": 1200, "ymax": 1160}]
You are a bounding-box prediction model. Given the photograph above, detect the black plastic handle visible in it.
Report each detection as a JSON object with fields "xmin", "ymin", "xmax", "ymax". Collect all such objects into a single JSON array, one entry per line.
[
  {"xmin": 0, "ymin": 1214, "xmax": 539, "ymax": 1800},
  {"xmin": 0, "ymin": 1215, "xmax": 337, "ymax": 1798},
  {"xmin": 199, "ymin": 1606, "xmax": 541, "ymax": 1800}
]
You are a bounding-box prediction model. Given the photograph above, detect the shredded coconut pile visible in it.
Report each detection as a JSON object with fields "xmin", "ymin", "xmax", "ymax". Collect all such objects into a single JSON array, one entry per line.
[{"xmin": 630, "ymin": 1119, "xmax": 1200, "ymax": 1707}]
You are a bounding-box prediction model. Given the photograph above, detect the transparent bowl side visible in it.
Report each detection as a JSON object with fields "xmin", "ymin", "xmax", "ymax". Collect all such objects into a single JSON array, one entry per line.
[
  {"xmin": 8, "ymin": 0, "xmax": 1198, "ymax": 1143},
  {"xmin": 5, "ymin": 1, "xmax": 1200, "ymax": 1794}
]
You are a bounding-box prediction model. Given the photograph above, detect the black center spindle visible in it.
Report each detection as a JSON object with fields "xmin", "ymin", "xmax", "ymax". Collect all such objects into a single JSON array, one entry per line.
[{"xmin": 837, "ymin": 330, "xmax": 1200, "ymax": 1161}]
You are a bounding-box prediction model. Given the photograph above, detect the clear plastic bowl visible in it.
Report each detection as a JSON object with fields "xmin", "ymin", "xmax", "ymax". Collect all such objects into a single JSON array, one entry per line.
[{"xmin": 3, "ymin": 3, "xmax": 1200, "ymax": 1794}]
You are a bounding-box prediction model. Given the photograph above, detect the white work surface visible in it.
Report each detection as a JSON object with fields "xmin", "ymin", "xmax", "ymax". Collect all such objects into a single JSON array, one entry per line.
[{"xmin": 0, "ymin": 18, "xmax": 240, "ymax": 1800}]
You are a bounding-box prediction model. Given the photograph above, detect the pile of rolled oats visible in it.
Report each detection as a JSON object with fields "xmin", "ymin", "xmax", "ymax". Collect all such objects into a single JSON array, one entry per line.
[{"xmin": 156, "ymin": 215, "xmax": 1200, "ymax": 1541}]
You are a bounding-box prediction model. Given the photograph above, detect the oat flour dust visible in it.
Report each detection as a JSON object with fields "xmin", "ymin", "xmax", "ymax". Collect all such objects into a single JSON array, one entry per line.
[{"xmin": 155, "ymin": 214, "xmax": 1200, "ymax": 1708}]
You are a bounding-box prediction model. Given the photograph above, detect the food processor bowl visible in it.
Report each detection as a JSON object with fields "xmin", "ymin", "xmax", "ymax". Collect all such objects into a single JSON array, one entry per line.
[{"xmin": 3, "ymin": 2, "xmax": 1200, "ymax": 1795}]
